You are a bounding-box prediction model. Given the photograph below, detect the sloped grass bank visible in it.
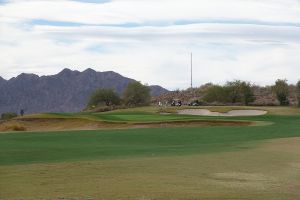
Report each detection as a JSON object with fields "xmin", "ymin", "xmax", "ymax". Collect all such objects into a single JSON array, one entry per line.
[{"xmin": 1, "ymin": 109, "xmax": 258, "ymax": 132}]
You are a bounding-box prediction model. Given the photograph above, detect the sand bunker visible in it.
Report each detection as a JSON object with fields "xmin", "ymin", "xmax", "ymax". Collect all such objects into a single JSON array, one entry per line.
[{"xmin": 178, "ymin": 109, "xmax": 267, "ymax": 116}]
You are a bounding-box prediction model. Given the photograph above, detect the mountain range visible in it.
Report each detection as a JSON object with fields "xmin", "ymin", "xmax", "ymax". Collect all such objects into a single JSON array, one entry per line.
[{"xmin": 0, "ymin": 68, "xmax": 168, "ymax": 114}]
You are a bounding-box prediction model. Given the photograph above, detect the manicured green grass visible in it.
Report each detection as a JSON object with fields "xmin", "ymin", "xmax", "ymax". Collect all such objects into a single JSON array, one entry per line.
[
  {"xmin": 36, "ymin": 111, "xmax": 200, "ymax": 122},
  {"xmin": 91, "ymin": 112, "xmax": 203, "ymax": 122},
  {"xmin": 1, "ymin": 107, "xmax": 300, "ymax": 200},
  {"xmin": 1, "ymin": 114, "xmax": 300, "ymax": 166},
  {"xmin": 31, "ymin": 110, "xmax": 235, "ymax": 123}
]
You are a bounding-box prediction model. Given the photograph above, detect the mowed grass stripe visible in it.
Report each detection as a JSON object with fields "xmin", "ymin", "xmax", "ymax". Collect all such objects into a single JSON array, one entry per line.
[{"xmin": 1, "ymin": 115, "xmax": 300, "ymax": 166}]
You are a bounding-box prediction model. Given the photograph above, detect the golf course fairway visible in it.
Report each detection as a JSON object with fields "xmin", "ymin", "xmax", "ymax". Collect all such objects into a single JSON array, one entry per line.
[{"xmin": 0, "ymin": 106, "xmax": 300, "ymax": 200}]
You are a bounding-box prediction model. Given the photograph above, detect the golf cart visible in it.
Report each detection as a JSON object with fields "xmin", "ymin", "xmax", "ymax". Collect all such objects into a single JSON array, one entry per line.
[{"xmin": 171, "ymin": 99, "xmax": 182, "ymax": 107}]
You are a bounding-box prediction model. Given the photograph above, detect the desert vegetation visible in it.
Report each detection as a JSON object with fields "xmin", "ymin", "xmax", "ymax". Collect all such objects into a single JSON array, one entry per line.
[
  {"xmin": 87, "ymin": 88, "xmax": 121, "ymax": 107},
  {"xmin": 202, "ymin": 80, "xmax": 255, "ymax": 105},
  {"xmin": 156, "ymin": 79, "xmax": 299, "ymax": 106},
  {"xmin": 272, "ymin": 79, "xmax": 290, "ymax": 105},
  {"xmin": 86, "ymin": 81, "xmax": 151, "ymax": 112},
  {"xmin": 123, "ymin": 81, "xmax": 151, "ymax": 106},
  {"xmin": 1, "ymin": 112, "xmax": 18, "ymax": 120}
]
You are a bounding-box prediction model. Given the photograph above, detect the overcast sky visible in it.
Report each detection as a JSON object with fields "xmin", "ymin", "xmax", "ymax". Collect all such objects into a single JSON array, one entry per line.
[{"xmin": 0, "ymin": 0, "xmax": 300, "ymax": 89}]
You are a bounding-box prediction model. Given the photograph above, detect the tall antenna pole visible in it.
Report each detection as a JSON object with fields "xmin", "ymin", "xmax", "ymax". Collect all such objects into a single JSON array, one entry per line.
[{"xmin": 190, "ymin": 52, "xmax": 193, "ymax": 88}]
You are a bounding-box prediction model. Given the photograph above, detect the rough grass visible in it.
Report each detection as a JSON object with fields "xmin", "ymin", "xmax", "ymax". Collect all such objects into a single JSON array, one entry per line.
[
  {"xmin": 0, "ymin": 123, "xmax": 27, "ymax": 131},
  {"xmin": 0, "ymin": 137, "xmax": 299, "ymax": 200}
]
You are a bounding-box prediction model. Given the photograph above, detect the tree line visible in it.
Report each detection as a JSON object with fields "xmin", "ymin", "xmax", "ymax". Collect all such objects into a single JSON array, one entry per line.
[
  {"xmin": 87, "ymin": 79, "xmax": 300, "ymax": 109},
  {"xmin": 87, "ymin": 81, "xmax": 151, "ymax": 110},
  {"xmin": 202, "ymin": 80, "xmax": 255, "ymax": 105},
  {"xmin": 202, "ymin": 79, "xmax": 300, "ymax": 106}
]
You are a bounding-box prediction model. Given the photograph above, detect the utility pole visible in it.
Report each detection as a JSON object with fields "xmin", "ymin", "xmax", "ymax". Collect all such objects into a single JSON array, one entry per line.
[{"xmin": 190, "ymin": 52, "xmax": 193, "ymax": 88}]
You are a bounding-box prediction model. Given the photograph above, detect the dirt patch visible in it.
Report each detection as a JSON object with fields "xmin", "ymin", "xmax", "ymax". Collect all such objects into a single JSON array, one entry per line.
[
  {"xmin": 0, "ymin": 118, "xmax": 253, "ymax": 133},
  {"xmin": 211, "ymin": 172, "xmax": 274, "ymax": 182},
  {"xmin": 208, "ymin": 172, "xmax": 278, "ymax": 190},
  {"xmin": 260, "ymin": 137, "xmax": 300, "ymax": 154},
  {"xmin": 178, "ymin": 109, "xmax": 267, "ymax": 116}
]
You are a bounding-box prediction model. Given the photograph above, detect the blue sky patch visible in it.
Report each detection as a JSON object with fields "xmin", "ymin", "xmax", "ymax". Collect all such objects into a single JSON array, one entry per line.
[
  {"xmin": 28, "ymin": 18, "xmax": 300, "ymax": 29},
  {"xmin": 30, "ymin": 19, "xmax": 84, "ymax": 27},
  {"xmin": 0, "ymin": 0, "xmax": 9, "ymax": 4},
  {"xmin": 86, "ymin": 45, "xmax": 106, "ymax": 53}
]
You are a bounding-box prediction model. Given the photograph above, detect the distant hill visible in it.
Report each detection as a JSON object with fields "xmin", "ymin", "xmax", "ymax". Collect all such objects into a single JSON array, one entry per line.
[
  {"xmin": 0, "ymin": 76, "xmax": 5, "ymax": 86},
  {"xmin": 0, "ymin": 68, "xmax": 168, "ymax": 114}
]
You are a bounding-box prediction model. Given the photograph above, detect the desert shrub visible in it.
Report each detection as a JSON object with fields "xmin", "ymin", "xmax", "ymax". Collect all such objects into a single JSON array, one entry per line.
[
  {"xmin": 225, "ymin": 80, "xmax": 255, "ymax": 105},
  {"xmin": 1, "ymin": 112, "xmax": 18, "ymax": 120},
  {"xmin": 123, "ymin": 81, "xmax": 151, "ymax": 106},
  {"xmin": 240, "ymin": 82, "xmax": 256, "ymax": 105},
  {"xmin": 202, "ymin": 81, "xmax": 255, "ymax": 105},
  {"xmin": 272, "ymin": 79, "xmax": 289, "ymax": 106},
  {"xmin": 202, "ymin": 85, "xmax": 229, "ymax": 103},
  {"xmin": 87, "ymin": 88, "xmax": 121, "ymax": 108}
]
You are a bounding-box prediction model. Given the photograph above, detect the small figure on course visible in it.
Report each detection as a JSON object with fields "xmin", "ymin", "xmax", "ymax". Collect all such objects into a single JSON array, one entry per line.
[{"xmin": 20, "ymin": 109, "xmax": 24, "ymax": 117}]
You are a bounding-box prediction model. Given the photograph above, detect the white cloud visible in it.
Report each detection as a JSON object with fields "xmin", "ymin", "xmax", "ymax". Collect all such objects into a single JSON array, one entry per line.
[
  {"xmin": 1, "ymin": 0, "xmax": 300, "ymax": 24},
  {"xmin": 0, "ymin": 0, "xmax": 300, "ymax": 89}
]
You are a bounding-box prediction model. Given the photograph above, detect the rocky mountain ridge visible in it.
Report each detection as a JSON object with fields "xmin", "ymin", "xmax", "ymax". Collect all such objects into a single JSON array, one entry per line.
[{"xmin": 0, "ymin": 68, "xmax": 168, "ymax": 114}]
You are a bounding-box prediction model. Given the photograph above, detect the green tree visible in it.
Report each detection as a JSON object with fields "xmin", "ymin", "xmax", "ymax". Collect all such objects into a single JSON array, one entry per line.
[
  {"xmin": 123, "ymin": 81, "xmax": 151, "ymax": 106},
  {"xmin": 87, "ymin": 88, "xmax": 121, "ymax": 108},
  {"xmin": 202, "ymin": 85, "xmax": 229, "ymax": 103},
  {"xmin": 203, "ymin": 81, "xmax": 255, "ymax": 105},
  {"xmin": 225, "ymin": 80, "xmax": 255, "ymax": 105},
  {"xmin": 272, "ymin": 79, "xmax": 289, "ymax": 105},
  {"xmin": 297, "ymin": 81, "xmax": 300, "ymax": 107},
  {"xmin": 240, "ymin": 81, "xmax": 255, "ymax": 105},
  {"xmin": 225, "ymin": 81, "xmax": 243, "ymax": 103}
]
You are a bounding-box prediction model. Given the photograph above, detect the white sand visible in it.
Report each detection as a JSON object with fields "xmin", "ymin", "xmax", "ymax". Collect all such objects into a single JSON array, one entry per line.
[{"xmin": 178, "ymin": 109, "xmax": 267, "ymax": 116}]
